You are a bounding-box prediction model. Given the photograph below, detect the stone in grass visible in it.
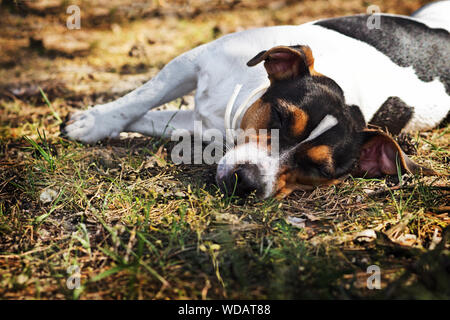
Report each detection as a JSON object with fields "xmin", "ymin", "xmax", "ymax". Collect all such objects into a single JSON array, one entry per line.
[
  {"xmin": 40, "ymin": 189, "xmax": 58, "ymax": 204},
  {"xmin": 174, "ymin": 191, "xmax": 186, "ymax": 198},
  {"xmin": 354, "ymin": 229, "xmax": 377, "ymax": 243},
  {"xmin": 16, "ymin": 274, "xmax": 29, "ymax": 285},
  {"xmin": 285, "ymin": 216, "xmax": 307, "ymax": 229}
]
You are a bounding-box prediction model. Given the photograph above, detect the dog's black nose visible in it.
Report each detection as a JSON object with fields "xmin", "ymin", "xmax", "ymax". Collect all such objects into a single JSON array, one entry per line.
[{"xmin": 218, "ymin": 163, "xmax": 263, "ymax": 197}]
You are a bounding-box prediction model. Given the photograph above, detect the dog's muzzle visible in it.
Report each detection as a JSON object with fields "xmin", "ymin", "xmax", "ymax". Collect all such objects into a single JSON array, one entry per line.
[{"xmin": 217, "ymin": 163, "xmax": 264, "ymax": 197}]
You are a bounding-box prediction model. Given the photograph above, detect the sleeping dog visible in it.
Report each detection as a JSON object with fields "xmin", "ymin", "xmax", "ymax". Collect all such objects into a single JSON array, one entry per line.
[{"xmin": 62, "ymin": 1, "xmax": 450, "ymax": 199}]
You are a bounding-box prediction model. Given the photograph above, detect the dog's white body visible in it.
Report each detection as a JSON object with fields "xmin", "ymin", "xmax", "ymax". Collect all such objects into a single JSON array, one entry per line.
[
  {"xmin": 65, "ymin": 2, "xmax": 450, "ymax": 144},
  {"xmin": 411, "ymin": 0, "xmax": 450, "ymax": 30}
]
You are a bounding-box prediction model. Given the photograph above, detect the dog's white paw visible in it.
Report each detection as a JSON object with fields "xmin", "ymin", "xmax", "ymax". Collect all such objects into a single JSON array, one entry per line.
[{"xmin": 63, "ymin": 106, "xmax": 124, "ymax": 144}]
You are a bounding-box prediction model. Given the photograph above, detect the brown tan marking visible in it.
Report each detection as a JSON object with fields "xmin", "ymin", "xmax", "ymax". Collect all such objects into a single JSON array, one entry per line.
[
  {"xmin": 238, "ymin": 100, "xmax": 273, "ymax": 152},
  {"xmin": 300, "ymin": 45, "xmax": 323, "ymax": 77},
  {"xmin": 240, "ymin": 100, "xmax": 271, "ymax": 131},
  {"xmin": 307, "ymin": 145, "xmax": 332, "ymax": 165},
  {"xmin": 291, "ymin": 108, "xmax": 309, "ymax": 136},
  {"xmin": 274, "ymin": 167, "xmax": 340, "ymax": 199},
  {"xmin": 277, "ymin": 99, "xmax": 309, "ymax": 136}
]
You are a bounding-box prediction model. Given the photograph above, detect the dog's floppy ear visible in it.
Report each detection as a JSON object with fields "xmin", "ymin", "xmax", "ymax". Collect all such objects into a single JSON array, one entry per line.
[
  {"xmin": 247, "ymin": 45, "xmax": 321, "ymax": 83},
  {"xmin": 352, "ymin": 129, "xmax": 436, "ymax": 178}
]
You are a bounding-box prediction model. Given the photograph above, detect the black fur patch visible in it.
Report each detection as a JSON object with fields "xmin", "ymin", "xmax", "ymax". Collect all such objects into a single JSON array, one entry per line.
[
  {"xmin": 369, "ymin": 96, "xmax": 414, "ymax": 135},
  {"xmin": 315, "ymin": 15, "xmax": 450, "ymax": 94},
  {"xmin": 347, "ymin": 104, "xmax": 366, "ymax": 131}
]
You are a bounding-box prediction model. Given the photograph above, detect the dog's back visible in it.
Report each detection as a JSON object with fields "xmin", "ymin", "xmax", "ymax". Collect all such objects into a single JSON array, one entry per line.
[
  {"xmin": 63, "ymin": 2, "xmax": 450, "ymax": 144},
  {"xmin": 411, "ymin": 0, "xmax": 450, "ymax": 31},
  {"xmin": 315, "ymin": 14, "xmax": 449, "ymax": 94}
]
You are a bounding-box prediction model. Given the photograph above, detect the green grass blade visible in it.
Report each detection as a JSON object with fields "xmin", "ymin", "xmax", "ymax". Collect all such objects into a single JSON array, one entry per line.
[{"xmin": 39, "ymin": 87, "xmax": 62, "ymax": 123}]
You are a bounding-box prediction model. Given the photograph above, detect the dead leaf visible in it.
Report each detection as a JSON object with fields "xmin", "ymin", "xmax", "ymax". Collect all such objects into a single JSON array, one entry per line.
[
  {"xmin": 393, "ymin": 234, "xmax": 417, "ymax": 246},
  {"xmin": 354, "ymin": 229, "xmax": 377, "ymax": 243},
  {"xmin": 39, "ymin": 188, "xmax": 58, "ymax": 204}
]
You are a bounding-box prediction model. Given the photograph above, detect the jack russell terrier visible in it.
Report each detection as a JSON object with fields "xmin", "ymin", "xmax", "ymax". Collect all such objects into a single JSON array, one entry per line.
[{"xmin": 62, "ymin": 1, "xmax": 450, "ymax": 199}]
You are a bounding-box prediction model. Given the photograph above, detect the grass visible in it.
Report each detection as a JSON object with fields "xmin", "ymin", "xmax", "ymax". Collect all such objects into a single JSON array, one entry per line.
[
  {"xmin": 0, "ymin": 0, "xmax": 449, "ymax": 300},
  {"xmin": 1, "ymin": 127, "xmax": 448, "ymax": 299}
]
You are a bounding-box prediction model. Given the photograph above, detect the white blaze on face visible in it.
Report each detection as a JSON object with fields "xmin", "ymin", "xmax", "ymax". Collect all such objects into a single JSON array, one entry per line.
[
  {"xmin": 216, "ymin": 142, "xmax": 280, "ymax": 198},
  {"xmin": 217, "ymin": 114, "xmax": 339, "ymax": 198},
  {"xmin": 301, "ymin": 114, "xmax": 338, "ymax": 144}
]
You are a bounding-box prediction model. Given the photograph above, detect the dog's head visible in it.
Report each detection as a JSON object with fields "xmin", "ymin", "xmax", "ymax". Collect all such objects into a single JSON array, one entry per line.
[{"xmin": 216, "ymin": 45, "xmax": 435, "ymax": 199}]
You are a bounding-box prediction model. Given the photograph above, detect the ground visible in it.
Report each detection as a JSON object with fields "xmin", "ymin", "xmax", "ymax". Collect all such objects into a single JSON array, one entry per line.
[{"xmin": 0, "ymin": 0, "xmax": 449, "ymax": 299}]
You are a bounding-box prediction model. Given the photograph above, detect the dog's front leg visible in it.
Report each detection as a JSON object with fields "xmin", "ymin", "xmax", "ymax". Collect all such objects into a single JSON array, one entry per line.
[
  {"xmin": 61, "ymin": 97, "xmax": 147, "ymax": 144},
  {"xmin": 62, "ymin": 51, "xmax": 198, "ymax": 144},
  {"xmin": 125, "ymin": 109, "xmax": 196, "ymax": 138}
]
